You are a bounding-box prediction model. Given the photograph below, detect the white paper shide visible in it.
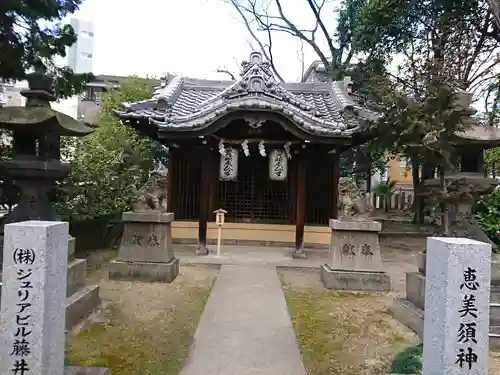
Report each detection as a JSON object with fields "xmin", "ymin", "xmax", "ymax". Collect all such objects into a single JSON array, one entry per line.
[
  {"xmin": 219, "ymin": 148, "xmax": 238, "ymax": 181},
  {"xmin": 269, "ymin": 149, "xmax": 287, "ymax": 181}
]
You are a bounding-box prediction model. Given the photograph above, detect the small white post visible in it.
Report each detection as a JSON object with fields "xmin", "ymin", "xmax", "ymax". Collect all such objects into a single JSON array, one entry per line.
[
  {"xmin": 217, "ymin": 227, "xmax": 222, "ymax": 257},
  {"xmin": 213, "ymin": 208, "xmax": 227, "ymax": 257}
]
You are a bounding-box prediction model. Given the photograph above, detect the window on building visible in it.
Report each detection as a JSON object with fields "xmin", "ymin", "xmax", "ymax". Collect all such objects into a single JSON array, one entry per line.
[
  {"xmin": 82, "ymin": 87, "xmax": 107, "ymax": 103},
  {"xmin": 381, "ymin": 166, "xmax": 388, "ymax": 182},
  {"xmin": 81, "ymin": 52, "xmax": 93, "ymax": 59}
]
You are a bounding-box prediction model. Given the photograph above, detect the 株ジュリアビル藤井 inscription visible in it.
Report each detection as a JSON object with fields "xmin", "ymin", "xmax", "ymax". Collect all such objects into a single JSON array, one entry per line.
[
  {"xmin": 0, "ymin": 221, "xmax": 69, "ymax": 375},
  {"xmin": 422, "ymin": 237, "xmax": 491, "ymax": 375}
]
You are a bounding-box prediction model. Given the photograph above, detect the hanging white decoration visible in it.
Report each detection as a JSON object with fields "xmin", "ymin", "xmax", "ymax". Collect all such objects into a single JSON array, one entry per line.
[
  {"xmin": 241, "ymin": 140, "xmax": 250, "ymax": 157},
  {"xmin": 218, "ymin": 139, "xmax": 226, "ymax": 155},
  {"xmin": 269, "ymin": 149, "xmax": 287, "ymax": 181},
  {"xmin": 219, "ymin": 148, "xmax": 238, "ymax": 181},
  {"xmin": 258, "ymin": 140, "xmax": 266, "ymax": 157},
  {"xmin": 284, "ymin": 142, "xmax": 292, "ymax": 159}
]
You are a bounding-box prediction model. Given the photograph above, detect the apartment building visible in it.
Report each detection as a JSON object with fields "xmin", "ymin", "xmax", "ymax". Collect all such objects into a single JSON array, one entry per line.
[{"xmin": 67, "ymin": 18, "xmax": 95, "ymax": 74}]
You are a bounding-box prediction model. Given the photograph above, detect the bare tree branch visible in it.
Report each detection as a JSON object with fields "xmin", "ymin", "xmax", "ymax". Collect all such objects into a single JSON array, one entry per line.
[
  {"xmin": 305, "ymin": 0, "xmax": 337, "ymax": 63},
  {"xmin": 227, "ymin": 0, "xmax": 285, "ymax": 82},
  {"xmin": 216, "ymin": 68, "xmax": 237, "ymax": 80},
  {"xmin": 296, "ymin": 39, "xmax": 306, "ymax": 81},
  {"xmin": 273, "ymin": 0, "xmax": 331, "ymax": 67},
  {"xmin": 487, "ymin": 0, "xmax": 500, "ymax": 32}
]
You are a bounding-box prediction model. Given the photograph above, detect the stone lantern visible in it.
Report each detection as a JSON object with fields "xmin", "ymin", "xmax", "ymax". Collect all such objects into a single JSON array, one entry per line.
[
  {"xmin": 0, "ymin": 73, "xmax": 93, "ymax": 252},
  {"xmin": 0, "ymin": 73, "xmax": 101, "ymax": 330},
  {"xmin": 420, "ymin": 90, "xmax": 500, "ymax": 273}
]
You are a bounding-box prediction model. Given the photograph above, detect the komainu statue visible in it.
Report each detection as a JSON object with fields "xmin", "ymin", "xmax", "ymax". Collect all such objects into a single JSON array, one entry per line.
[
  {"xmin": 338, "ymin": 177, "xmax": 369, "ymax": 218},
  {"xmin": 132, "ymin": 172, "xmax": 168, "ymax": 212}
]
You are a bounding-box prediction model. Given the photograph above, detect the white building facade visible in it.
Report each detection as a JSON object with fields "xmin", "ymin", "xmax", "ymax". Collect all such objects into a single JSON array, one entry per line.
[{"xmin": 67, "ymin": 18, "xmax": 95, "ymax": 74}]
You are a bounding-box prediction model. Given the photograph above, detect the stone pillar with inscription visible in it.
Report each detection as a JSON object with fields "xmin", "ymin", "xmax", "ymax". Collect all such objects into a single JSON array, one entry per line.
[
  {"xmin": 320, "ymin": 219, "xmax": 390, "ymax": 291},
  {"xmin": 422, "ymin": 237, "xmax": 491, "ymax": 375},
  {"xmin": 109, "ymin": 212, "xmax": 179, "ymax": 282},
  {"xmin": 0, "ymin": 221, "xmax": 68, "ymax": 375}
]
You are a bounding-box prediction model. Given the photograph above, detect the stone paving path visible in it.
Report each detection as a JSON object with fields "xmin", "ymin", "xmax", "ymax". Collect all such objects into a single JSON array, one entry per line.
[{"xmin": 179, "ymin": 265, "xmax": 307, "ymax": 375}]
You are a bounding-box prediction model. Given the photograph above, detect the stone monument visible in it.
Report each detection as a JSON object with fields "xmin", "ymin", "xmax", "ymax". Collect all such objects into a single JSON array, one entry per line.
[
  {"xmin": 320, "ymin": 218, "xmax": 390, "ymax": 291},
  {"xmin": 422, "ymin": 237, "xmax": 491, "ymax": 375},
  {"xmin": 0, "ymin": 221, "xmax": 108, "ymax": 375},
  {"xmin": 0, "ymin": 221, "xmax": 67, "ymax": 375},
  {"xmin": 0, "ymin": 73, "xmax": 100, "ymax": 329},
  {"xmin": 109, "ymin": 172, "xmax": 179, "ymax": 282},
  {"xmin": 390, "ymin": 237, "xmax": 500, "ymax": 350},
  {"xmin": 321, "ymin": 178, "xmax": 389, "ymax": 291}
]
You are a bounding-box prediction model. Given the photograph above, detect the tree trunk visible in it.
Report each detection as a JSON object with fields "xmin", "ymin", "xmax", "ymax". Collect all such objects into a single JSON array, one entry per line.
[
  {"xmin": 411, "ymin": 163, "xmax": 424, "ymax": 224},
  {"xmin": 487, "ymin": 0, "xmax": 500, "ymax": 32},
  {"xmin": 439, "ymin": 167, "xmax": 449, "ymax": 235},
  {"xmin": 366, "ymin": 167, "xmax": 372, "ymax": 193}
]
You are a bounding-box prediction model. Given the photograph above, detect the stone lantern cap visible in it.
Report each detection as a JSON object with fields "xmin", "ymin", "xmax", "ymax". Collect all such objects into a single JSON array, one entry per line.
[
  {"xmin": 0, "ymin": 73, "xmax": 93, "ymax": 137},
  {"xmin": 0, "ymin": 107, "xmax": 93, "ymax": 136}
]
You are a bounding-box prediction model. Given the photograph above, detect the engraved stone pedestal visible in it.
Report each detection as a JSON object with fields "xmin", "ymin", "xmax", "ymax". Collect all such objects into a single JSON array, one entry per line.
[
  {"xmin": 109, "ymin": 212, "xmax": 179, "ymax": 282},
  {"xmin": 320, "ymin": 219, "xmax": 390, "ymax": 291}
]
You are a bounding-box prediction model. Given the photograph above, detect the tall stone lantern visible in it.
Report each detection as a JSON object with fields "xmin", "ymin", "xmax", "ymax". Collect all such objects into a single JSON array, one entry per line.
[
  {"xmin": 419, "ymin": 90, "xmax": 500, "ymax": 274},
  {"xmin": 0, "ymin": 74, "xmax": 101, "ymax": 330},
  {"xmin": 0, "ymin": 73, "xmax": 93, "ymax": 259}
]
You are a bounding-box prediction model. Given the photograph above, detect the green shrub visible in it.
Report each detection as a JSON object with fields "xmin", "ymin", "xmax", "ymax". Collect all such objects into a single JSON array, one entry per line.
[
  {"xmin": 475, "ymin": 189, "xmax": 500, "ymax": 248},
  {"xmin": 390, "ymin": 343, "xmax": 423, "ymax": 374}
]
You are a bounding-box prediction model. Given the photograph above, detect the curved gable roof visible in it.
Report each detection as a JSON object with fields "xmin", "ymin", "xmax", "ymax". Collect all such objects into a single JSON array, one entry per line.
[{"xmin": 115, "ymin": 52, "xmax": 381, "ymax": 139}]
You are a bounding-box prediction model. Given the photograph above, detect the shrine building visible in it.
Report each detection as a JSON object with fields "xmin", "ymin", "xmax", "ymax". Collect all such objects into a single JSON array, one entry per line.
[{"xmin": 114, "ymin": 52, "xmax": 381, "ymax": 255}]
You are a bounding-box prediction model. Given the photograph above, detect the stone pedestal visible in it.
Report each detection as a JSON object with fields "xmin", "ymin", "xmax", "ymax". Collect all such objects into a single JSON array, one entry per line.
[
  {"xmin": 320, "ymin": 219, "xmax": 390, "ymax": 291},
  {"xmin": 68, "ymin": 235, "xmax": 75, "ymax": 261},
  {"xmin": 109, "ymin": 211, "xmax": 179, "ymax": 282},
  {"xmin": 64, "ymin": 235, "xmax": 101, "ymax": 330},
  {"xmin": 65, "ymin": 367, "xmax": 109, "ymax": 375},
  {"xmin": 65, "ymin": 257, "xmax": 100, "ymax": 330},
  {"xmin": 391, "ymin": 239, "xmax": 500, "ymax": 349}
]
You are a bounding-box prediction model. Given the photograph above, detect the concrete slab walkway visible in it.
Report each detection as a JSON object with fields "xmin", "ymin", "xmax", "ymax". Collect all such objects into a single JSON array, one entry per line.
[
  {"xmin": 176, "ymin": 245, "xmax": 328, "ymax": 269},
  {"xmin": 179, "ymin": 265, "xmax": 307, "ymax": 375}
]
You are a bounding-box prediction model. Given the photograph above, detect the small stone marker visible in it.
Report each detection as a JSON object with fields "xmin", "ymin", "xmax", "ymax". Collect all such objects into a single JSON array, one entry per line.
[
  {"xmin": 0, "ymin": 221, "xmax": 69, "ymax": 375},
  {"xmin": 422, "ymin": 237, "xmax": 491, "ymax": 375}
]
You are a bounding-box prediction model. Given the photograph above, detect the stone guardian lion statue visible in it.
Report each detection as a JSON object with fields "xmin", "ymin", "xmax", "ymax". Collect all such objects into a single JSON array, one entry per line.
[
  {"xmin": 338, "ymin": 177, "xmax": 369, "ymax": 218},
  {"xmin": 132, "ymin": 172, "xmax": 168, "ymax": 212}
]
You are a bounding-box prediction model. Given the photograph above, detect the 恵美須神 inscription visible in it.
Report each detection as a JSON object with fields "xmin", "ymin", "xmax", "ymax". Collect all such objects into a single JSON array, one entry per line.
[{"xmin": 456, "ymin": 267, "xmax": 479, "ymax": 370}]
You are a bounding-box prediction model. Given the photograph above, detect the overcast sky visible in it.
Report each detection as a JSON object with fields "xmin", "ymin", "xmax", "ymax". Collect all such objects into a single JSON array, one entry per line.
[{"xmin": 69, "ymin": 0, "xmax": 336, "ymax": 82}]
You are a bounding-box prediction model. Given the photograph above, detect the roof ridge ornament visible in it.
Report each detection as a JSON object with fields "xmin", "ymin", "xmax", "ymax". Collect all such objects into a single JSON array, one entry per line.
[{"xmin": 196, "ymin": 51, "xmax": 317, "ymax": 113}]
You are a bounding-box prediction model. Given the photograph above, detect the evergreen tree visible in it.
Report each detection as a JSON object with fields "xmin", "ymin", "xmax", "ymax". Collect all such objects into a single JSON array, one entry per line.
[{"xmin": 0, "ymin": 0, "xmax": 92, "ymax": 97}]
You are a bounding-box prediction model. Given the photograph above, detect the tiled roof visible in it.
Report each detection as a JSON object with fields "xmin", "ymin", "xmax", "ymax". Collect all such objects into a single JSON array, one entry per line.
[{"xmin": 114, "ymin": 51, "xmax": 382, "ymax": 138}]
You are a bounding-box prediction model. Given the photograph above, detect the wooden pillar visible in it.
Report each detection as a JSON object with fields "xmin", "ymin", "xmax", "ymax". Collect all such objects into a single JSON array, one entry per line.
[
  {"xmin": 197, "ymin": 148, "xmax": 213, "ymax": 255},
  {"xmin": 331, "ymin": 150, "xmax": 340, "ymax": 219},
  {"xmin": 294, "ymin": 154, "xmax": 307, "ymax": 258},
  {"xmin": 208, "ymin": 150, "xmax": 217, "ymax": 214},
  {"xmin": 166, "ymin": 149, "xmax": 174, "ymax": 212}
]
